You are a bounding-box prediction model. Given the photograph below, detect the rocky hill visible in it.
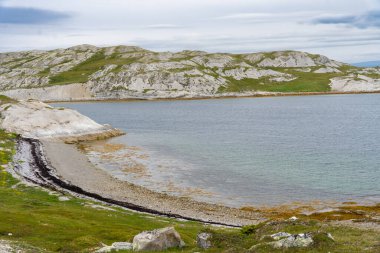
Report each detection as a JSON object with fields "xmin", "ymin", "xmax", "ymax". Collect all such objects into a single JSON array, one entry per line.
[{"xmin": 0, "ymin": 45, "xmax": 379, "ymax": 101}]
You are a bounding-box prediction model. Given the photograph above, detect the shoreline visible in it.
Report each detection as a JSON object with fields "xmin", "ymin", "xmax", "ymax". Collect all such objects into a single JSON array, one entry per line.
[
  {"xmin": 14, "ymin": 137, "xmax": 265, "ymax": 227},
  {"xmin": 12, "ymin": 137, "xmax": 380, "ymax": 229},
  {"xmin": 45, "ymin": 90, "xmax": 380, "ymax": 104},
  {"xmin": 5, "ymin": 98, "xmax": 379, "ymax": 228}
]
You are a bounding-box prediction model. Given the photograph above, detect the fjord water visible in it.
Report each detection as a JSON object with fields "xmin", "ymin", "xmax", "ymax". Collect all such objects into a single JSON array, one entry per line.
[{"xmin": 54, "ymin": 94, "xmax": 380, "ymax": 206}]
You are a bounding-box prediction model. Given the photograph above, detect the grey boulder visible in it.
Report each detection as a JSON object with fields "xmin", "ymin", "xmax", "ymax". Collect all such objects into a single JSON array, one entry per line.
[
  {"xmin": 197, "ymin": 232, "xmax": 212, "ymax": 249},
  {"xmin": 132, "ymin": 227, "xmax": 185, "ymax": 251}
]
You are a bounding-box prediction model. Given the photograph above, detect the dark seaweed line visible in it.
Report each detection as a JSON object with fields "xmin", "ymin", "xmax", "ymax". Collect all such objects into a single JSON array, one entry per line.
[{"xmin": 20, "ymin": 137, "xmax": 240, "ymax": 228}]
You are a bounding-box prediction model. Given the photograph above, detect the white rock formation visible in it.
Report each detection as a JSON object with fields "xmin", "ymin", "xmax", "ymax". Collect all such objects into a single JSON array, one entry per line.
[
  {"xmin": 258, "ymin": 51, "xmax": 317, "ymax": 67},
  {"xmin": 132, "ymin": 227, "xmax": 185, "ymax": 251},
  {"xmin": 330, "ymin": 77, "xmax": 380, "ymax": 92},
  {"xmin": 269, "ymin": 233, "xmax": 314, "ymax": 249},
  {"xmin": 251, "ymin": 232, "xmax": 315, "ymax": 250},
  {"xmin": 0, "ymin": 45, "xmax": 378, "ymax": 101},
  {"xmin": 0, "ymin": 100, "xmax": 111, "ymax": 138},
  {"xmin": 314, "ymin": 67, "xmax": 341, "ymax": 73},
  {"xmin": 1, "ymin": 83, "xmax": 94, "ymax": 101}
]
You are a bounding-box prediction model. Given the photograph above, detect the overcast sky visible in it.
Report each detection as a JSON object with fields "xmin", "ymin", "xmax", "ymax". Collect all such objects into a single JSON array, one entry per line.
[{"xmin": 0, "ymin": 0, "xmax": 380, "ymax": 62}]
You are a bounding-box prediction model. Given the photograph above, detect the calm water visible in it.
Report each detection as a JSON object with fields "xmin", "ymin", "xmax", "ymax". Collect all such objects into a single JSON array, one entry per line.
[{"xmin": 53, "ymin": 94, "xmax": 380, "ymax": 207}]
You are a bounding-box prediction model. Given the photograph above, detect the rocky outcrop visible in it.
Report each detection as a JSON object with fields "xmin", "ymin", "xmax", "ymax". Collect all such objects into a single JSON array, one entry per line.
[
  {"xmin": 252, "ymin": 232, "xmax": 316, "ymax": 250},
  {"xmin": 269, "ymin": 233, "xmax": 314, "ymax": 249},
  {"xmin": 0, "ymin": 100, "xmax": 123, "ymax": 139},
  {"xmin": 132, "ymin": 227, "xmax": 185, "ymax": 251},
  {"xmin": 0, "ymin": 83, "xmax": 94, "ymax": 101},
  {"xmin": 330, "ymin": 76, "xmax": 380, "ymax": 92},
  {"xmin": 314, "ymin": 67, "xmax": 341, "ymax": 73},
  {"xmin": 0, "ymin": 45, "xmax": 378, "ymax": 101}
]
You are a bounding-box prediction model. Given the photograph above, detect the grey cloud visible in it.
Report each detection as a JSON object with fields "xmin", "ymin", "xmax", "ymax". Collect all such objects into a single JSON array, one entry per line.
[
  {"xmin": 313, "ymin": 11, "xmax": 380, "ymax": 28},
  {"xmin": 0, "ymin": 5, "xmax": 70, "ymax": 24}
]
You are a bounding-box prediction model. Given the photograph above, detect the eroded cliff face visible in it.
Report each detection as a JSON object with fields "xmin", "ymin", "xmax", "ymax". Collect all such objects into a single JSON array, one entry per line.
[{"xmin": 0, "ymin": 45, "xmax": 379, "ymax": 101}]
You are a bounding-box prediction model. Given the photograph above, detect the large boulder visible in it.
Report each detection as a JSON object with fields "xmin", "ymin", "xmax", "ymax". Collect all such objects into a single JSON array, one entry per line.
[{"xmin": 132, "ymin": 227, "xmax": 185, "ymax": 251}]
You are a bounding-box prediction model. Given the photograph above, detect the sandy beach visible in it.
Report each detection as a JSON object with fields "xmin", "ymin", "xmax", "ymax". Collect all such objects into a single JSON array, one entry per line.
[{"xmin": 40, "ymin": 140, "xmax": 265, "ymax": 226}]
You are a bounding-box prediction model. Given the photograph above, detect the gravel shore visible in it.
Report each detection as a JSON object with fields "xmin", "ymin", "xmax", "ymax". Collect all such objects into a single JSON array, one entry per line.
[{"xmin": 41, "ymin": 140, "xmax": 265, "ymax": 226}]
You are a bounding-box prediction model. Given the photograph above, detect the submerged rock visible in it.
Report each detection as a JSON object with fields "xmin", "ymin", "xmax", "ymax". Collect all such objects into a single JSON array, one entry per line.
[
  {"xmin": 132, "ymin": 227, "xmax": 185, "ymax": 251},
  {"xmin": 197, "ymin": 232, "xmax": 212, "ymax": 249}
]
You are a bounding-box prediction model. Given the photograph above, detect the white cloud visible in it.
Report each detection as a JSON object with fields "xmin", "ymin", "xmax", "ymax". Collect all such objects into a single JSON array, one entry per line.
[{"xmin": 0, "ymin": 0, "xmax": 380, "ymax": 62}]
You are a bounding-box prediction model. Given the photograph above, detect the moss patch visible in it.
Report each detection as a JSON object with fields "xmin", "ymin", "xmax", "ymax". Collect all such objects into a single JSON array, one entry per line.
[{"xmin": 0, "ymin": 95, "xmax": 16, "ymax": 106}]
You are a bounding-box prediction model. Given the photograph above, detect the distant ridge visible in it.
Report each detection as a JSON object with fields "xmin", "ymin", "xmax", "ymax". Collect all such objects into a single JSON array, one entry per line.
[
  {"xmin": 353, "ymin": 61, "xmax": 380, "ymax": 68},
  {"xmin": 0, "ymin": 44, "xmax": 380, "ymax": 101}
]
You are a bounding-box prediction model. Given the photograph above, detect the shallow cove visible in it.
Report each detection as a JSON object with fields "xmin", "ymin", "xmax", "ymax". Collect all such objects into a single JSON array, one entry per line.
[{"xmin": 53, "ymin": 94, "xmax": 380, "ymax": 207}]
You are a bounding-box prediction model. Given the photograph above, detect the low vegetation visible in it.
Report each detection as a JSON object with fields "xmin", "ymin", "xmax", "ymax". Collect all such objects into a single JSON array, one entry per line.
[
  {"xmin": 220, "ymin": 67, "xmax": 355, "ymax": 93},
  {"xmin": 0, "ymin": 95, "xmax": 16, "ymax": 106},
  {"xmin": 0, "ymin": 129, "xmax": 379, "ymax": 252},
  {"xmin": 48, "ymin": 51, "xmax": 139, "ymax": 86}
]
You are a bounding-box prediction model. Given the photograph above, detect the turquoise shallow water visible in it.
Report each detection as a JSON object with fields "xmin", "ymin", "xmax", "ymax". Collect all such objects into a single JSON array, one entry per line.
[{"xmin": 53, "ymin": 94, "xmax": 380, "ymax": 207}]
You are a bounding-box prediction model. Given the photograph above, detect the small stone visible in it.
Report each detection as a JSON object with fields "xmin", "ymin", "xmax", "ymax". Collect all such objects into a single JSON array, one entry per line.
[
  {"xmin": 7, "ymin": 233, "xmax": 12, "ymax": 236},
  {"xmin": 288, "ymin": 216, "xmax": 298, "ymax": 221},
  {"xmin": 197, "ymin": 232, "xmax": 212, "ymax": 249},
  {"xmin": 58, "ymin": 196, "xmax": 70, "ymax": 201},
  {"xmin": 327, "ymin": 233, "xmax": 335, "ymax": 241},
  {"xmin": 112, "ymin": 242, "xmax": 133, "ymax": 250}
]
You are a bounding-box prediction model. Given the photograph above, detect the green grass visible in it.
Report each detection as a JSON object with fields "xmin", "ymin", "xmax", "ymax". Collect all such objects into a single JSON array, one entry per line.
[
  {"xmin": 220, "ymin": 70, "xmax": 347, "ymax": 93},
  {"xmin": 363, "ymin": 72, "xmax": 380, "ymax": 79},
  {"xmin": 0, "ymin": 129, "xmax": 379, "ymax": 252},
  {"xmin": 0, "ymin": 130, "xmax": 206, "ymax": 252},
  {"xmin": 48, "ymin": 51, "xmax": 139, "ymax": 86},
  {"xmin": 0, "ymin": 95, "xmax": 16, "ymax": 105},
  {"xmin": 38, "ymin": 67, "xmax": 51, "ymax": 77}
]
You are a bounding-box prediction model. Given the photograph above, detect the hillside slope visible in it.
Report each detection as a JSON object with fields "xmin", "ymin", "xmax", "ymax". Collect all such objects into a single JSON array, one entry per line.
[{"xmin": 0, "ymin": 45, "xmax": 380, "ymax": 101}]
